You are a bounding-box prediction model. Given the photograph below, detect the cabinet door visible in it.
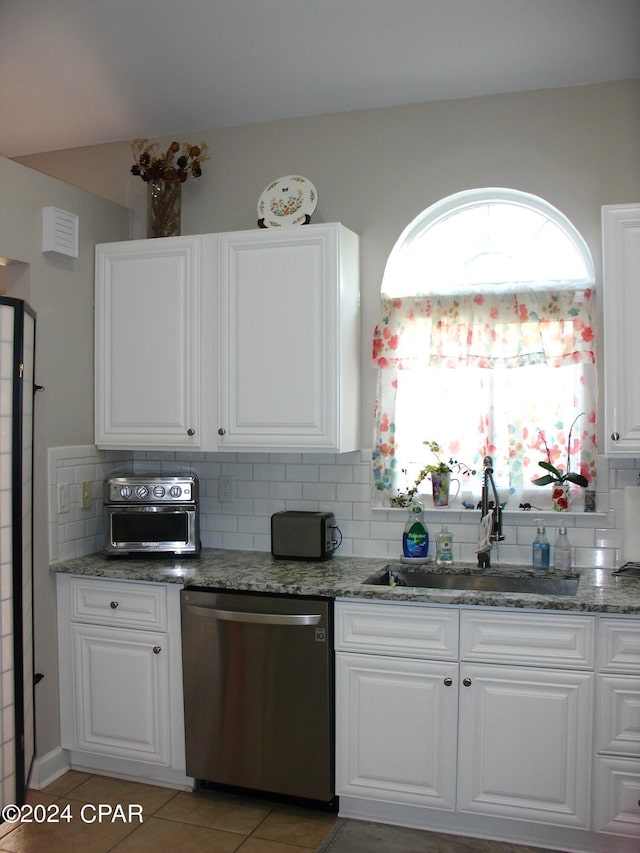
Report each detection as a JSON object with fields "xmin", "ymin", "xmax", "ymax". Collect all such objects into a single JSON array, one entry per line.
[
  {"xmin": 594, "ymin": 756, "xmax": 640, "ymax": 837},
  {"xmin": 217, "ymin": 224, "xmax": 359, "ymax": 452},
  {"xmin": 336, "ymin": 652, "xmax": 458, "ymax": 810},
  {"xmin": 69, "ymin": 623, "xmax": 170, "ymax": 766},
  {"xmin": 457, "ymin": 663, "xmax": 593, "ymax": 828},
  {"xmin": 602, "ymin": 204, "xmax": 640, "ymax": 455},
  {"xmin": 95, "ymin": 237, "xmax": 202, "ymax": 449}
]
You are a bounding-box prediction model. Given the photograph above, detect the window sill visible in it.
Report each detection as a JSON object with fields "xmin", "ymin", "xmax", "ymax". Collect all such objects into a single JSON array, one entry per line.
[{"xmin": 372, "ymin": 505, "xmax": 608, "ymax": 520}]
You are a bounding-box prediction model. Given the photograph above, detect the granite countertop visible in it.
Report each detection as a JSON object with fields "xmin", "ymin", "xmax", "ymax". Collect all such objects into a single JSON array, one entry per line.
[{"xmin": 50, "ymin": 549, "xmax": 640, "ymax": 614}]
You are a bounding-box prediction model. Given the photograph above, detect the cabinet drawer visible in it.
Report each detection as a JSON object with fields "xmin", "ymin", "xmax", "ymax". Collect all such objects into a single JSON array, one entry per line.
[
  {"xmin": 598, "ymin": 617, "xmax": 640, "ymax": 672},
  {"xmin": 460, "ymin": 610, "xmax": 595, "ymax": 669},
  {"xmin": 336, "ymin": 601, "xmax": 458, "ymax": 659},
  {"xmin": 70, "ymin": 577, "xmax": 167, "ymax": 630},
  {"xmin": 597, "ymin": 674, "xmax": 640, "ymax": 757}
]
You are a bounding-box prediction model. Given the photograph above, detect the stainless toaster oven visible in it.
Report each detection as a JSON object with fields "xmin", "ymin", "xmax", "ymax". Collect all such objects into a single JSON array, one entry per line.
[{"xmin": 103, "ymin": 474, "xmax": 200, "ymax": 555}]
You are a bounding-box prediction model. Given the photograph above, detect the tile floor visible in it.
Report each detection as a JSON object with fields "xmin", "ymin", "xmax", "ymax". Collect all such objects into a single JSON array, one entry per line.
[{"xmin": 0, "ymin": 772, "xmax": 560, "ymax": 852}]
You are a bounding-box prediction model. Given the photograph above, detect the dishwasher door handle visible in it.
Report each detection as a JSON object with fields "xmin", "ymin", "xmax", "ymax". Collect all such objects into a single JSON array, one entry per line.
[{"xmin": 184, "ymin": 603, "xmax": 322, "ymax": 626}]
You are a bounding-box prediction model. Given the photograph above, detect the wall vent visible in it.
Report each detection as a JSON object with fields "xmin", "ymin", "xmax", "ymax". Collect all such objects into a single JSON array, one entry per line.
[{"xmin": 42, "ymin": 207, "xmax": 79, "ymax": 258}]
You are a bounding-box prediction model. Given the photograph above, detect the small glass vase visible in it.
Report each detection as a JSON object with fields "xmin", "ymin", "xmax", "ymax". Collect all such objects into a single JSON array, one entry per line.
[
  {"xmin": 147, "ymin": 179, "xmax": 181, "ymax": 238},
  {"xmin": 551, "ymin": 483, "xmax": 570, "ymax": 511}
]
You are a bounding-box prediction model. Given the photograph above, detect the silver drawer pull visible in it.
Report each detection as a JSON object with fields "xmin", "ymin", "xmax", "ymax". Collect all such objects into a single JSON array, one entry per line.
[
  {"xmin": 153, "ymin": 646, "xmax": 161, "ymax": 654},
  {"xmin": 110, "ymin": 601, "xmax": 119, "ymax": 609}
]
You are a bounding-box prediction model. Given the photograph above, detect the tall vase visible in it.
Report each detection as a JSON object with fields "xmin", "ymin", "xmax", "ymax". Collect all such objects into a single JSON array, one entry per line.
[{"xmin": 147, "ymin": 179, "xmax": 181, "ymax": 238}]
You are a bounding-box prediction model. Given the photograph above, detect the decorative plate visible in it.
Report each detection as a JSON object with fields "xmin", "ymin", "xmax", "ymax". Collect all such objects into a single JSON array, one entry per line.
[{"xmin": 257, "ymin": 175, "xmax": 317, "ymax": 227}]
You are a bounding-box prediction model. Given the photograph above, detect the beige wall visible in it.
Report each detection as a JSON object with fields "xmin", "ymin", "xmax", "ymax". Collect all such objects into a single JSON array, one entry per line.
[
  {"xmin": 0, "ymin": 156, "xmax": 129, "ymax": 758},
  {"xmin": 19, "ymin": 80, "xmax": 640, "ymax": 450}
]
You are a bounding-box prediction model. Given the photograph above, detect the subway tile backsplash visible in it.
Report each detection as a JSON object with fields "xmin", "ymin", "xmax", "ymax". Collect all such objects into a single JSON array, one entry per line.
[{"xmin": 48, "ymin": 445, "xmax": 634, "ymax": 568}]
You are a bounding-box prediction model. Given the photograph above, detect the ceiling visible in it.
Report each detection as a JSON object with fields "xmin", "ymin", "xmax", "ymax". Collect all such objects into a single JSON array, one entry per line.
[{"xmin": 1, "ymin": 0, "xmax": 639, "ymax": 158}]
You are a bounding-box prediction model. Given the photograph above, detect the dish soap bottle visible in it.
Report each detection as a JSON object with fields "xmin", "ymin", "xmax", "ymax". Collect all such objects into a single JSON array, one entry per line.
[
  {"xmin": 532, "ymin": 520, "xmax": 550, "ymax": 570},
  {"xmin": 436, "ymin": 525, "xmax": 453, "ymax": 566},
  {"xmin": 554, "ymin": 526, "xmax": 572, "ymax": 572},
  {"xmin": 402, "ymin": 500, "xmax": 429, "ymax": 560}
]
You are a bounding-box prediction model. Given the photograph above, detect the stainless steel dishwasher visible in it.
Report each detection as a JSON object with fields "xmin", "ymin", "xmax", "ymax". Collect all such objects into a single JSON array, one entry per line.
[{"xmin": 180, "ymin": 589, "xmax": 336, "ymax": 808}]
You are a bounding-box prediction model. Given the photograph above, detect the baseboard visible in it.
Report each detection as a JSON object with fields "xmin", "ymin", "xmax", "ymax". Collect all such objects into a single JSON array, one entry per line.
[{"xmin": 28, "ymin": 746, "xmax": 70, "ymax": 790}]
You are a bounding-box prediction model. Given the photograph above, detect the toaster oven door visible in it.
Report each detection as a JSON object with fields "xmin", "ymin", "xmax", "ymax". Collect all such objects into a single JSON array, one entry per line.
[{"xmin": 104, "ymin": 504, "xmax": 199, "ymax": 554}]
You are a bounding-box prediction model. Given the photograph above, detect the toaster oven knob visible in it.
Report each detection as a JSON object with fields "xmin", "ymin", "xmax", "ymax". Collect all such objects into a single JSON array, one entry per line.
[
  {"xmin": 119, "ymin": 485, "xmax": 132, "ymax": 499},
  {"xmin": 153, "ymin": 485, "xmax": 165, "ymax": 498},
  {"xmin": 169, "ymin": 485, "xmax": 182, "ymax": 498},
  {"xmin": 135, "ymin": 485, "xmax": 149, "ymax": 500}
]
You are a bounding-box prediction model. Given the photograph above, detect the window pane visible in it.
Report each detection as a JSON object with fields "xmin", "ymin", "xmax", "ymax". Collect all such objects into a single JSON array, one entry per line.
[{"xmin": 392, "ymin": 362, "xmax": 589, "ymax": 507}]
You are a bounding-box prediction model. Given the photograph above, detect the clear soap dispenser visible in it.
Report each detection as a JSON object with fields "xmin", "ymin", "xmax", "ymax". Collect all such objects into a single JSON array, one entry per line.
[
  {"xmin": 554, "ymin": 527, "xmax": 572, "ymax": 572},
  {"xmin": 436, "ymin": 525, "xmax": 454, "ymax": 566},
  {"xmin": 532, "ymin": 519, "xmax": 550, "ymax": 570}
]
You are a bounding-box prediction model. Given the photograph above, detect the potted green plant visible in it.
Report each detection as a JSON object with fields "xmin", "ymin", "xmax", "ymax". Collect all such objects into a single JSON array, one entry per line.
[
  {"xmin": 391, "ymin": 442, "xmax": 476, "ymax": 508},
  {"xmin": 532, "ymin": 414, "xmax": 589, "ymax": 510}
]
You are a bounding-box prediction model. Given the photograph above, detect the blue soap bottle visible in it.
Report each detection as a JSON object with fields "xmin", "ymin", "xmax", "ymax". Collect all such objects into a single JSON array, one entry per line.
[
  {"xmin": 403, "ymin": 500, "xmax": 429, "ymax": 559},
  {"xmin": 532, "ymin": 520, "xmax": 550, "ymax": 570}
]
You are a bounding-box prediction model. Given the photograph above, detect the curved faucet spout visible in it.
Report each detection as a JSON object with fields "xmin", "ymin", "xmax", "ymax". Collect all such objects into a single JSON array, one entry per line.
[{"xmin": 478, "ymin": 456, "xmax": 504, "ymax": 567}]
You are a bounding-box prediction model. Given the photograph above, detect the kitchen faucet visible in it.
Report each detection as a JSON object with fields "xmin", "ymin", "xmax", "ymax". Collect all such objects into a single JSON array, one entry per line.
[{"xmin": 477, "ymin": 456, "xmax": 504, "ymax": 568}]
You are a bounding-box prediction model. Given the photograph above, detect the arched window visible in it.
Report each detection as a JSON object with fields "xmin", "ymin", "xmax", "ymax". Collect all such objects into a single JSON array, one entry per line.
[{"xmin": 372, "ymin": 188, "xmax": 597, "ymax": 509}]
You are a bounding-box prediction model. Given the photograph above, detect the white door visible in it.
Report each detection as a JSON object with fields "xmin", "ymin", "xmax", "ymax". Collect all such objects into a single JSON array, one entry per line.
[
  {"xmin": 336, "ymin": 652, "xmax": 458, "ymax": 809},
  {"xmin": 95, "ymin": 237, "xmax": 202, "ymax": 449},
  {"xmin": 217, "ymin": 224, "xmax": 359, "ymax": 451},
  {"xmin": 602, "ymin": 204, "xmax": 640, "ymax": 455},
  {"xmin": 71, "ymin": 623, "xmax": 170, "ymax": 765},
  {"xmin": 457, "ymin": 663, "xmax": 593, "ymax": 827}
]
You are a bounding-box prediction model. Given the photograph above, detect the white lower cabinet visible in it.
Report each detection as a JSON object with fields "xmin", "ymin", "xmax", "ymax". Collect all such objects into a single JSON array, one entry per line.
[
  {"xmin": 335, "ymin": 601, "xmax": 640, "ymax": 851},
  {"xmin": 336, "ymin": 653, "xmax": 458, "ymax": 810},
  {"xmin": 594, "ymin": 616, "xmax": 640, "ymax": 839},
  {"xmin": 456, "ymin": 662, "xmax": 592, "ymax": 826},
  {"xmin": 57, "ymin": 575, "xmax": 191, "ymax": 787}
]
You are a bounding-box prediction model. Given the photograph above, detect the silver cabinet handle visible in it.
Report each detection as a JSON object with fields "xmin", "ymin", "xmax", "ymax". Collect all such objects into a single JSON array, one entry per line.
[
  {"xmin": 185, "ymin": 603, "xmax": 320, "ymax": 626},
  {"xmin": 463, "ymin": 677, "xmax": 472, "ymax": 687},
  {"xmin": 611, "ymin": 432, "xmax": 620, "ymax": 441},
  {"xmin": 153, "ymin": 646, "xmax": 161, "ymax": 654},
  {"xmin": 443, "ymin": 677, "xmax": 453, "ymax": 687},
  {"xmin": 218, "ymin": 428, "xmax": 226, "ymax": 436},
  {"xmin": 187, "ymin": 428, "xmax": 195, "ymax": 436},
  {"xmin": 110, "ymin": 601, "xmax": 119, "ymax": 609}
]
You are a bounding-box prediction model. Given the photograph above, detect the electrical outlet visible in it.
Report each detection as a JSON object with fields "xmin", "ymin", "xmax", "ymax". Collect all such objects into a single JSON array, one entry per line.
[
  {"xmin": 81, "ymin": 481, "xmax": 93, "ymax": 509},
  {"xmin": 57, "ymin": 483, "xmax": 70, "ymax": 514},
  {"xmin": 219, "ymin": 475, "xmax": 234, "ymax": 503}
]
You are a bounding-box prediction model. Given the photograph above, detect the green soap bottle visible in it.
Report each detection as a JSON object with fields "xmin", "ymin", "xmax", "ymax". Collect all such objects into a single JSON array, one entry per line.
[{"xmin": 402, "ymin": 501, "xmax": 429, "ymax": 559}]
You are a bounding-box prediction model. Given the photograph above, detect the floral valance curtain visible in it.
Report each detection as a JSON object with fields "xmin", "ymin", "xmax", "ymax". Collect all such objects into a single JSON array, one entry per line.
[
  {"xmin": 371, "ymin": 286, "xmax": 597, "ymax": 505},
  {"xmin": 372, "ymin": 288, "xmax": 595, "ymax": 370}
]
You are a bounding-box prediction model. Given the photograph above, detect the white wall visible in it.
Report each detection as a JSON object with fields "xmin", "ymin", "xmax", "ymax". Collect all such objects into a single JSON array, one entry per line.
[
  {"xmin": 0, "ymin": 156, "xmax": 130, "ymax": 761},
  {"xmin": 18, "ymin": 80, "xmax": 640, "ymax": 451},
  {"xmin": 10, "ymin": 79, "xmax": 640, "ymax": 766}
]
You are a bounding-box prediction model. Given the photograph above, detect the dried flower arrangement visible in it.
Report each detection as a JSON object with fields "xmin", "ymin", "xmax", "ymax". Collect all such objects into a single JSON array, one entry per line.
[{"xmin": 130, "ymin": 138, "xmax": 209, "ymax": 184}]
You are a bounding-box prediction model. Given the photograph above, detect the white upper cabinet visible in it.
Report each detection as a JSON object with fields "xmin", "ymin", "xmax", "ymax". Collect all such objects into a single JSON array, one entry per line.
[
  {"xmin": 602, "ymin": 204, "xmax": 640, "ymax": 455},
  {"xmin": 95, "ymin": 224, "xmax": 360, "ymax": 453},
  {"xmin": 95, "ymin": 237, "xmax": 203, "ymax": 450},
  {"xmin": 214, "ymin": 223, "xmax": 360, "ymax": 452}
]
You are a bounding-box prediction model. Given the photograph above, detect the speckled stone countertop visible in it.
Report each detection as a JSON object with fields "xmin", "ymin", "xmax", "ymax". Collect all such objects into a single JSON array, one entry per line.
[{"xmin": 50, "ymin": 549, "xmax": 640, "ymax": 614}]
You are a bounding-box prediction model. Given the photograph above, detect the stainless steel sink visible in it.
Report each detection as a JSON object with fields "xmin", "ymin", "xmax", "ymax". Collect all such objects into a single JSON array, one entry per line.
[{"xmin": 362, "ymin": 568, "xmax": 579, "ymax": 596}]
